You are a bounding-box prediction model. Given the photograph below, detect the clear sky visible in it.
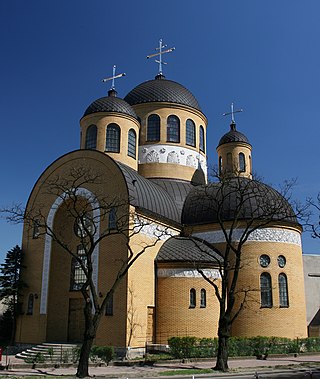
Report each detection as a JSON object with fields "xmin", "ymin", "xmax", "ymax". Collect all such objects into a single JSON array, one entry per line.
[{"xmin": 1, "ymin": 0, "xmax": 320, "ymax": 262}]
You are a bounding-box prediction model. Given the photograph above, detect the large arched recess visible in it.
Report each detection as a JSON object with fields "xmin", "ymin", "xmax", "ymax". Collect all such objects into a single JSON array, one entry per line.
[{"xmin": 18, "ymin": 150, "xmax": 131, "ymax": 345}]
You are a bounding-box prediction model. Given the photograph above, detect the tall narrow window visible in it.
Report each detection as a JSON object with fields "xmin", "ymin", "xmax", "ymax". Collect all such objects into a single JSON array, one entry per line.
[
  {"xmin": 27, "ymin": 294, "xmax": 34, "ymax": 315},
  {"xmin": 128, "ymin": 129, "xmax": 136, "ymax": 158},
  {"xmin": 219, "ymin": 156, "xmax": 223, "ymax": 176},
  {"xmin": 85, "ymin": 125, "xmax": 97, "ymax": 149},
  {"xmin": 105, "ymin": 293, "xmax": 113, "ymax": 316},
  {"xmin": 189, "ymin": 288, "xmax": 196, "ymax": 308},
  {"xmin": 186, "ymin": 119, "xmax": 196, "ymax": 146},
  {"xmin": 70, "ymin": 245, "xmax": 87, "ymax": 291},
  {"xmin": 147, "ymin": 114, "xmax": 160, "ymax": 142},
  {"xmin": 279, "ymin": 273, "xmax": 289, "ymax": 307},
  {"xmin": 109, "ymin": 207, "xmax": 117, "ymax": 230},
  {"xmin": 199, "ymin": 125, "xmax": 205, "ymax": 152},
  {"xmin": 260, "ymin": 273, "xmax": 273, "ymax": 308},
  {"xmin": 167, "ymin": 115, "xmax": 180, "ymax": 143},
  {"xmin": 239, "ymin": 152, "xmax": 246, "ymax": 172},
  {"xmin": 200, "ymin": 289, "xmax": 206, "ymax": 308},
  {"xmin": 106, "ymin": 123, "xmax": 120, "ymax": 152},
  {"xmin": 227, "ymin": 153, "xmax": 232, "ymax": 172}
]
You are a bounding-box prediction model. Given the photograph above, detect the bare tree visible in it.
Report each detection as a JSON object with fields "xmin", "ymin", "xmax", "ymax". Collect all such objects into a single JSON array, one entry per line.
[
  {"xmin": 183, "ymin": 171, "xmax": 302, "ymax": 372},
  {"xmin": 1, "ymin": 167, "xmax": 168, "ymax": 378},
  {"xmin": 305, "ymin": 193, "xmax": 320, "ymax": 239}
]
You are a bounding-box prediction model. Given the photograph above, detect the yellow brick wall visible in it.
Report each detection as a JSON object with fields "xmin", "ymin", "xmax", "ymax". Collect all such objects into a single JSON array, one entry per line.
[
  {"xmin": 80, "ymin": 113, "xmax": 140, "ymax": 170},
  {"xmin": 230, "ymin": 241, "xmax": 307, "ymax": 338},
  {"xmin": 156, "ymin": 273, "xmax": 220, "ymax": 344}
]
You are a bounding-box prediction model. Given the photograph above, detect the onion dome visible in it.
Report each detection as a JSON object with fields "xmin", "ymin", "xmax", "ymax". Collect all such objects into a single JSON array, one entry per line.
[
  {"xmin": 218, "ymin": 121, "xmax": 250, "ymax": 147},
  {"xmin": 124, "ymin": 74, "xmax": 201, "ymax": 111},
  {"xmin": 83, "ymin": 89, "xmax": 138, "ymax": 119},
  {"xmin": 182, "ymin": 177, "xmax": 297, "ymax": 226}
]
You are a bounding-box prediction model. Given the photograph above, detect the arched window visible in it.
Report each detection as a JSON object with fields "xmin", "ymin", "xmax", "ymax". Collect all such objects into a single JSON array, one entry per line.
[
  {"xmin": 186, "ymin": 119, "xmax": 196, "ymax": 146},
  {"xmin": 199, "ymin": 125, "xmax": 205, "ymax": 152},
  {"xmin": 106, "ymin": 123, "xmax": 120, "ymax": 152},
  {"xmin": 27, "ymin": 294, "xmax": 34, "ymax": 315},
  {"xmin": 70, "ymin": 245, "xmax": 87, "ymax": 291},
  {"xmin": 200, "ymin": 289, "xmax": 206, "ymax": 308},
  {"xmin": 85, "ymin": 125, "xmax": 97, "ymax": 149},
  {"xmin": 167, "ymin": 115, "xmax": 180, "ymax": 143},
  {"xmin": 260, "ymin": 273, "xmax": 273, "ymax": 308},
  {"xmin": 147, "ymin": 114, "xmax": 160, "ymax": 142},
  {"xmin": 128, "ymin": 129, "xmax": 136, "ymax": 158},
  {"xmin": 189, "ymin": 288, "xmax": 196, "ymax": 308},
  {"xmin": 279, "ymin": 273, "xmax": 289, "ymax": 307},
  {"xmin": 239, "ymin": 153, "xmax": 246, "ymax": 172},
  {"xmin": 219, "ymin": 156, "xmax": 223, "ymax": 175}
]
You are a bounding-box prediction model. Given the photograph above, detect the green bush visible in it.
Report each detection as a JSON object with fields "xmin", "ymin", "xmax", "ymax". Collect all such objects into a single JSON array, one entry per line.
[
  {"xmin": 90, "ymin": 346, "xmax": 114, "ymax": 365},
  {"xmin": 167, "ymin": 336, "xmax": 320, "ymax": 359},
  {"xmin": 168, "ymin": 337, "xmax": 198, "ymax": 358}
]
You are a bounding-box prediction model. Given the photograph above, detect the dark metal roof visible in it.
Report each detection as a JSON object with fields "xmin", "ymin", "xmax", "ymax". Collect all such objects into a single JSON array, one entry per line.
[
  {"xmin": 124, "ymin": 75, "xmax": 201, "ymax": 111},
  {"xmin": 116, "ymin": 163, "xmax": 180, "ymax": 223},
  {"xmin": 156, "ymin": 236, "xmax": 223, "ymax": 263},
  {"xmin": 83, "ymin": 90, "xmax": 138, "ymax": 119},
  {"xmin": 182, "ymin": 177, "xmax": 297, "ymax": 225},
  {"xmin": 218, "ymin": 122, "xmax": 250, "ymax": 146},
  {"xmin": 150, "ymin": 179, "xmax": 193, "ymax": 217}
]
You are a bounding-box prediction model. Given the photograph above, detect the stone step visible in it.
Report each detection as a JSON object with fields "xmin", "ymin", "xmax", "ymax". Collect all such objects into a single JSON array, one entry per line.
[{"xmin": 15, "ymin": 343, "xmax": 80, "ymax": 362}]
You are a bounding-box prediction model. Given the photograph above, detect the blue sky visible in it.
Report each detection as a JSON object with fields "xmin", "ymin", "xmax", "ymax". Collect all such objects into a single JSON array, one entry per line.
[{"xmin": 1, "ymin": 0, "xmax": 320, "ymax": 261}]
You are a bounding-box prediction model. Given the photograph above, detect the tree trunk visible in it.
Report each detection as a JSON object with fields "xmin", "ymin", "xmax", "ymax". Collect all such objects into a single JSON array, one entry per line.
[
  {"xmin": 76, "ymin": 298, "xmax": 96, "ymax": 378},
  {"xmin": 76, "ymin": 334, "xmax": 94, "ymax": 378},
  {"xmin": 214, "ymin": 334, "xmax": 229, "ymax": 371}
]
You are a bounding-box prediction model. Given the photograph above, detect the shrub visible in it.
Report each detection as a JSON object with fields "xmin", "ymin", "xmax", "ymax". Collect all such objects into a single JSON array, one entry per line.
[
  {"xmin": 168, "ymin": 336, "xmax": 198, "ymax": 359},
  {"xmin": 90, "ymin": 346, "xmax": 114, "ymax": 365}
]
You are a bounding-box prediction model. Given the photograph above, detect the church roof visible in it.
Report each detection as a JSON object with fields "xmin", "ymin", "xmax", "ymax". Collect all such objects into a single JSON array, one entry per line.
[
  {"xmin": 124, "ymin": 74, "xmax": 201, "ymax": 111},
  {"xmin": 218, "ymin": 122, "xmax": 250, "ymax": 146},
  {"xmin": 116, "ymin": 162, "xmax": 180, "ymax": 224},
  {"xmin": 83, "ymin": 89, "xmax": 138, "ymax": 119},
  {"xmin": 156, "ymin": 236, "xmax": 223, "ymax": 263},
  {"xmin": 182, "ymin": 177, "xmax": 297, "ymax": 226}
]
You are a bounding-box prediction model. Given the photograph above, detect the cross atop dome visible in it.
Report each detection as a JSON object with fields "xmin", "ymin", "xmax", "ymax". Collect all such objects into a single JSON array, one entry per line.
[
  {"xmin": 147, "ymin": 39, "xmax": 175, "ymax": 76},
  {"xmin": 102, "ymin": 65, "xmax": 126, "ymax": 94},
  {"xmin": 223, "ymin": 103, "xmax": 243, "ymax": 128}
]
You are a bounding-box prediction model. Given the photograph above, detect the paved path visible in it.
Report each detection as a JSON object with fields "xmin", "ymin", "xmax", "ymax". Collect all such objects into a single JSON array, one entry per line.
[{"xmin": 1, "ymin": 354, "xmax": 320, "ymax": 377}]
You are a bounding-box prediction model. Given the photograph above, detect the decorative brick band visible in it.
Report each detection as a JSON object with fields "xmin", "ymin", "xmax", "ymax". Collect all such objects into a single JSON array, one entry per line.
[
  {"xmin": 134, "ymin": 216, "xmax": 178, "ymax": 240},
  {"xmin": 157, "ymin": 268, "xmax": 221, "ymax": 279},
  {"xmin": 138, "ymin": 144, "xmax": 207, "ymax": 174},
  {"xmin": 193, "ymin": 228, "xmax": 301, "ymax": 246}
]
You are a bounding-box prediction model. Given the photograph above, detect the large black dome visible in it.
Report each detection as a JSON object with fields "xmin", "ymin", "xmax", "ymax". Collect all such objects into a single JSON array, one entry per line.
[
  {"xmin": 182, "ymin": 178, "xmax": 297, "ymax": 225},
  {"xmin": 124, "ymin": 74, "xmax": 201, "ymax": 111},
  {"xmin": 83, "ymin": 90, "xmax": 138, "ymax": 119}
]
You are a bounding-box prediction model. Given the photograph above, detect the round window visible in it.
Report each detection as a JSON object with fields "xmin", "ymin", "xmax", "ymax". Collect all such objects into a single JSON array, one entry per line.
[
  {"xmin": 259, "ymin": 254, "xmax": 270, "ymax": 268},
  {"xmin": 277, "ymin": 255, "xmax": 286, "ymax": 268}
]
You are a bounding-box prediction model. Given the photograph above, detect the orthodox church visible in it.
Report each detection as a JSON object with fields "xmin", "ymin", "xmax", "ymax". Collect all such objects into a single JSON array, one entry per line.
[{"xmin": 16, "ymin": 59, "xmax": 307, "ymax": 355}]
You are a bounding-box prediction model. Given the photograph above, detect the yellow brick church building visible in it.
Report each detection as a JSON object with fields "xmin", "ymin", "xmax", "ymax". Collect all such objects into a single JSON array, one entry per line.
[{"xmin": 16, "ymin": 69, "xmax": 307, "ymax": 355}]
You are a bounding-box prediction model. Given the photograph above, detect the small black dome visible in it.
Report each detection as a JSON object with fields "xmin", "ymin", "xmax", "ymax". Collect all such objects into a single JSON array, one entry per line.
[
  {"xmin": 83, "ymin": 89, "xmax": 138, "ymax": 119},
  {"xmin": 182, "ymin": 178, "xmax": 297, "ymax": 226},
  {"xmin": 124, "ymin": 75, "xmax": 201, "ymax": 111},
  {"xmin": 218, "ymin": 122, "xmax": 250, "ymax": 146}
]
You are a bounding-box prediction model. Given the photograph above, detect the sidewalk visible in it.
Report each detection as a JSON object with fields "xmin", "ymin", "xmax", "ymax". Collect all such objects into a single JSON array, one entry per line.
[{"xmin": 1, "ymin": 353, "xmax": 320, "ymax": 377}]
